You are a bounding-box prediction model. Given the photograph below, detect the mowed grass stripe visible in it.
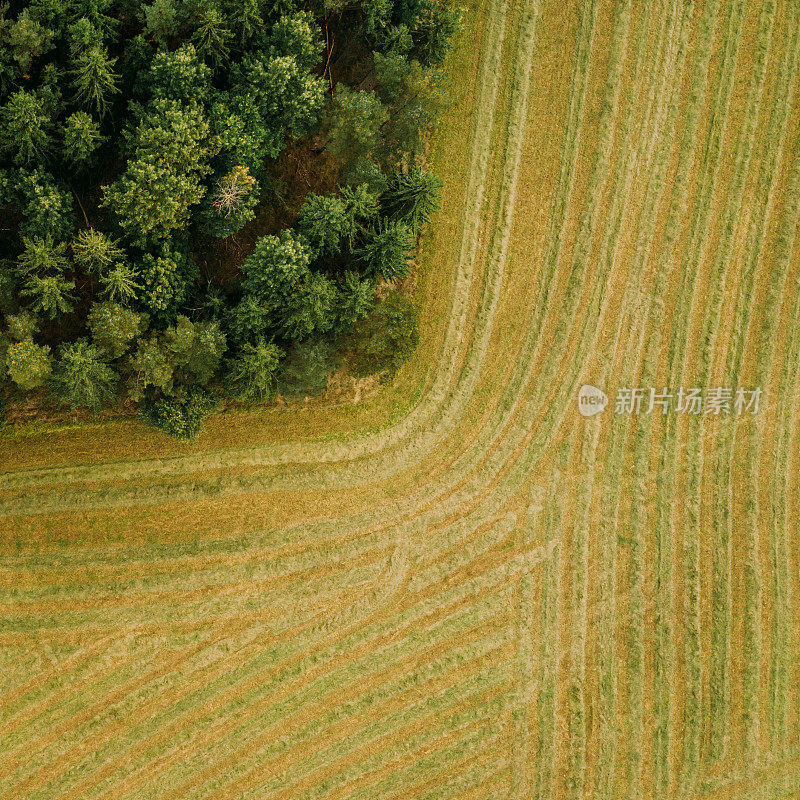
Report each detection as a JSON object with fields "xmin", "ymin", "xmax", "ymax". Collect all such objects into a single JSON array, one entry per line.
[
  {"xmin": 651, "ymin": 0, "xmax": 750, "ymax": 790},
  {"xmin": 565, "ymin": 420, "xmax": 601, "ymax": 799},
  {"xmin": 12, "ymin": 540, "xmax": 521, "ymax": 799},
  {"xmin": 709, "ymin": 0, "xmax": 800, "ymax": 765},
  {"xmin": 767, "ymin": 244, "xmax": 800, "ymax": 755},
  {"xmin": 632, "ymin": 0, "xmax": 720, "ymax": 790},
  {"xmin": 599, "ymin": 2, "xmax": 693, "ymax": 794},
  {"xmin": 739, "ymin": 132, "xmax": 800, "ymax": 763},
  {"xmin": 687, "ymin": 0, "xmax": 780, "ymax": 768},
  {"xmin": 634, "ymin": 5, "xmax": 701, "ymax": 796},
  {"xmin": 532, "ymin": 452, "xmax": 567, "ymax": 800},
  {"xmin": 508, "ymin": 489, "xmax": 545, "ymax": 800}
]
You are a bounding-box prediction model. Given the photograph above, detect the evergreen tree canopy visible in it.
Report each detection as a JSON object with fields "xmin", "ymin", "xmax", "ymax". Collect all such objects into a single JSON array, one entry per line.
[
  {"xmin": 62, "ymin": 111, "xmax": 106, "ymax": 165},
  {"xmin": 0, "ymin": 0, "xmax": 459, "ymax": 434},
  {"xmin": 71, "ymin": 229, "xmax": 125, "ymax": 274},
  {"xmin": 147, "ymin": 43, "xmax": 211, "ymax": 102},
  {"xmin": 5, "ymin": 311, "xmax": 40, "ymax": 342},
  {"xmin": 225, "ymin": 337, "xmax": 282, "ymax": 401},
  {"xmin": 71, "ymin": 42, "xmax": 119, "ymax": 117},
  {"xmin": 20, "ymin": 272, "xmax": 76, "ymax": 319},
  {"xmin": 13, "ymin": 169, "xmax": 76, "ymax": 240},
  {"xmin": 296, "ymin": 193, "xmax": 350, "ymax": 258},
  {"xmin": 380, "ymin": 165, "xmax": 442, "ymax": 231},
  {"xmin": 240, "ymin": 230, "xmax": 313, "ymax": 313},
  {"xmin": 0, "ymin": 89, "xmax": 53, "ymax": 166},
  {"xmin": 354, "ymin": 218, "xmax": 415, "ymax": 280},
  {"xmin": 50, "ymin": 338, "xmax": 118, "ymax": 410},
  {"xmin": 326, "ymin": 85, "xmax": 387, "ymax": 182},
  {"xmin": 88, "ymin": 301, "xmax": 149, "ymax": 359},
  {"xmin": 103, "ymin": 98, "xmax": 216, "ymax": 244}
]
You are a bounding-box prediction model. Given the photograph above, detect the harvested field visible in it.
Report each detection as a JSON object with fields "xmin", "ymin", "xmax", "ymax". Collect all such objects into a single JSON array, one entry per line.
[{"xmin": 2, "ymin": 0, "xmax": 800, "ymax": 797}]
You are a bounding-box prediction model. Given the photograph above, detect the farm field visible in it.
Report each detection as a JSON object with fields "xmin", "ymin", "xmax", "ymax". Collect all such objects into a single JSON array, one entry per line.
[{"xmin": 2, "ymin": 0, "xmax": 800, "ymax": 797}]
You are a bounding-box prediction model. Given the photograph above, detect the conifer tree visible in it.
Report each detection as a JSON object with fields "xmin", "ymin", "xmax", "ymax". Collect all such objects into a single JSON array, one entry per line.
[
  {"xmin": 190, "ymin": 2, "xmax": 231, "ymax": 68},
  {"xmin": 296, "ymin": 193, "xmax": 350, "ymax": 258},
  {"xmin": 8, "ymin": 8, "xmax": 53, "ymax": 73},
  {"xmin": 50, "ymin": 338, "xmax": 118, "ymax": 411},
  {"xmin": 102, "ymin": 99, "xmax": 216, "ymax": 243},
  {"xmin": 353, "ymin": 219, "xmax": 415, "ymax": 280},
  {"xmin": 71, "ymin": 229, "xmax": 125, "ymax": 274},
  {"xmin": 225, "ymin": 338, "xmax": 282, "ymax": 401},
  {"xmin": 0, "ymin": 90, "xmax": 53, "ymax": 166},
  {"xmin": 141, "ymin": 0, "xmax": 179, "ymax": 47},
  {"xmin": 62, "ymin": 111, "xmax": 106, "ymax": 166},
  {"xmin": 71, "ymin": 43, "xmax": 120, "ymax": 117},
  {"xmin": 20, "ymin": 273, "xmax": 76, "ymax": 319}
]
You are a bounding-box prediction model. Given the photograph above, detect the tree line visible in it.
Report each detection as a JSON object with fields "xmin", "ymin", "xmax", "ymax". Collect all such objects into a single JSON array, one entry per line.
[{"xmin": 0, "ymin": 0, "xmax": 460, "ymax": 437}]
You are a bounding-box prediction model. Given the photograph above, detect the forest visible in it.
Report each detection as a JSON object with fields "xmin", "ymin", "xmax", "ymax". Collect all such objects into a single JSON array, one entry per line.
[{"xmin": 0, "ymin": 0, "xmax": 460, "ymax": 437}]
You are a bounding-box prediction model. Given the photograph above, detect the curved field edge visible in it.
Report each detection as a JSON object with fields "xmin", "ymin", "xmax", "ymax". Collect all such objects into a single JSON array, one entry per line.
[
  {"xmin": 2, "ymin": 0, "xmax": 800, "ymax": 799},
  {"xmin": 0, "ymin": 5, "xmax": 491, "ymax": 474}
]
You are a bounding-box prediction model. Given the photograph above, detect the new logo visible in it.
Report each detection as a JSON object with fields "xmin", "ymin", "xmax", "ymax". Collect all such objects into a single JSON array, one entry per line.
[{"xmin": 578, "ymin": 384, "xmax": 608, "ymax": 417}]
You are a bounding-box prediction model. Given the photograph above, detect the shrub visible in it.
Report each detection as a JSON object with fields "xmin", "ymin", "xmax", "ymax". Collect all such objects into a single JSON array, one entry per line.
[
  {"xmin": 140, "ymin": 386, "xmax": 218, "ymax": 439},
  {"xmin": 278, "ymin": 338, "xmax": 340, "ymax": 398},
  {"xmin": 348, "ymin": 291, "xmax": 419, "ymax": 376}
]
